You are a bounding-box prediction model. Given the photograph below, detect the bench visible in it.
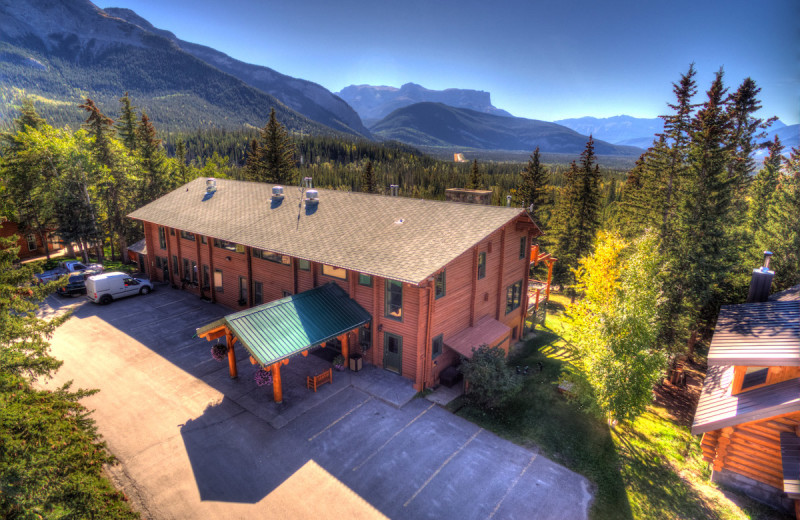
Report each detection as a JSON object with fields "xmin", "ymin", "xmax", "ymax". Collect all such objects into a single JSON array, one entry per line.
[{"xmin": 307, "ymin": 368, "xmax": 333, "ymax": 392}]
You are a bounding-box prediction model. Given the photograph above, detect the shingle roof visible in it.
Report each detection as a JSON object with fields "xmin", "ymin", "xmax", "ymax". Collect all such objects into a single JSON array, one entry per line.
[
  {"xmin": 129, "ymin": 178, "xmax": 538, "ymax": 285},
  {"xmin": 128, "ymin": 238, "xmax": 147, "ymax": 255},
  {"xmin": 445, "ymin": 316, "xmax": 511, "ymax": 358},
  {"xmin": 771, "ymin": 284, "xmax": 800, "ymax": 302},
  {"xmin": 691, "ymin": 364, "xmax": 800, "ymax": 434},
  {"xmin": 706, "ymin": 301, "xmax": 800, "ymax": 366},
  {"xmin": 198, "ymin": 283, "xmax": 371, "ymax": 367}
]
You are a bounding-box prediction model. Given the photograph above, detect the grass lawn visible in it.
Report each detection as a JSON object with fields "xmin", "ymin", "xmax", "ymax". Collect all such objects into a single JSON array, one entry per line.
[{"xmin": 450, "ymin": 308, "xmax": 791, "ymax": 520}]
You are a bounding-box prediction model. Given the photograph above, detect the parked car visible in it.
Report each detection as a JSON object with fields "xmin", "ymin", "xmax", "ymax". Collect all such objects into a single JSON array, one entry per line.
[
  {"xmin": 56, "ymin": 273, "xmax": 87, "ymax": 297},
  {"xmin": 86, "ymin": 272, "xmax": 153, "ymax": 304},
  {"xmin": 38, "ymin": 260, "xmax": 103, "ymax": 284}
]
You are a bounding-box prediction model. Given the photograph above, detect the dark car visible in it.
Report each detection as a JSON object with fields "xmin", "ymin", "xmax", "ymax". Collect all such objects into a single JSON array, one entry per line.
[{"xmin": 57, "ymin": 274, "xmax": 87, "ymax": 297}]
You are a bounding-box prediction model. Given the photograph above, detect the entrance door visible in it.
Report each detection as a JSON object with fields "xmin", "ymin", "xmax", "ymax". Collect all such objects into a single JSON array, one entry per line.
[{"xmin": 383, "ymin": 332, "xmax": 402, "ymax": 374}]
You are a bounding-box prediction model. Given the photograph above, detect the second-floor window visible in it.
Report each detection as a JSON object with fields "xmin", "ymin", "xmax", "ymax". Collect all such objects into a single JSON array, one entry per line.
[
  {"xmin": 180, "ymin": 230, "xmax": 195, "ymax": 241},
  {"xmin": 158, "ymin": 226, "xmax": 166, "ymax": 249},
  {"xmin": 505, "ymin": 280, "xmax": 522, "ymax": 314},
  {"xmin": 385, "ymin": 280, "xmax": 403, "ymax": 320},
  {"xmin": 519, "ymin": 236, "xmax": 527, "ymax": 260},
  {"xmin": 214, "ymin": 238, "xmax": 244, "ymax": 253},
  {"xmin": 252, "ymin": 248, "xmax": 290, "ymax": 264},
  {"xmin": 477, "ymin": 252, "xmax": 486, "ymax": 279},
  {"xmin": 322, "ymin": 264, "xmax": 347, "ymax": 280},
  {"xmin": 435, "ymin": 270, "xmax": 446, "ymax": 299}
]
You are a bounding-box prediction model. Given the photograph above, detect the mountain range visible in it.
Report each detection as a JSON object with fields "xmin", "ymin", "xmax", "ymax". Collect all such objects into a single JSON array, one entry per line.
[
  {"xmin": 370, "ymin": 103, "xmax": 641, "ymax": 156},
  {"xmin": 338, "ymin": 83, "xmax": 513, "ymax": 127}
]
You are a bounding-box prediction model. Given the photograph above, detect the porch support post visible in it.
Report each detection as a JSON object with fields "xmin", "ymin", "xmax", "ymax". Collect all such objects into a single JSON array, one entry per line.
[
  {"xmin": 341, "ymin": 333, "xmax": 349, "ymax": 362},
  {"xmin": 271, "ymin": 362, "xmax": 283, "ymax": 403},
  {"xmin": 545, "ymin": 260, "xmax": 555, "ymax": 302},
  {"xmin": 226, "ymin": 330, "xmax": 238, "ymax": 379}
]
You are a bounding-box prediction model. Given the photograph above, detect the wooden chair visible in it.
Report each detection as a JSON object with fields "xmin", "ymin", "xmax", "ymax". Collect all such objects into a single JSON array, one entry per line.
[{"xmin": 307, "ymin": 368, "xmax": 333, "ymax": 392}]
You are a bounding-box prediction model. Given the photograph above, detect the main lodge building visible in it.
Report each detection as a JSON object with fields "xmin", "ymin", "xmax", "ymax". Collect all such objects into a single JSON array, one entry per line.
[{"xmin": 129, "ymin": 178, "xmax": 541, "ymax": 391}]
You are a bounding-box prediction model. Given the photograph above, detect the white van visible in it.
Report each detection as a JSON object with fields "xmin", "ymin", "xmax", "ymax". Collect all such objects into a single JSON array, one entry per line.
[{"xmin": 86, "ymin": 272, "xmax": 154, "ymax": 304}]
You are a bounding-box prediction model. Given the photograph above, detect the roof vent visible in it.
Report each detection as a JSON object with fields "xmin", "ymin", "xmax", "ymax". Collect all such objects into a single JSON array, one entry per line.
[
  {"xmin": 303, "ymin": 177, "xmax": 313, "ymax": 188},
  {"xmin": 394, "ymin": 218, "xmax": 405, "ymax": 225},
  {"xmin": 390, "ymin": 184, "xmax": 399, "ymax": 197},
  {"xmin": 205, "ymin": 178, "xmax": 217, "ymax": 193},
  {"xmin": 305, "ymin": 189, "xmax": 319, "ymax": 205},
  {"xmin": 272, "ymin": 185, "xmax": 284, "ymax": 200},
  {"xmin": 506, "ymin": 195, "xmax": 512, "ymax": 207}
]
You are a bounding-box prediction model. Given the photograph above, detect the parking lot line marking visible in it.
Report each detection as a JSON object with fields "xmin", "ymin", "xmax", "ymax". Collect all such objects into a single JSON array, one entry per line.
[
  {"xmin": 308, "ymin": 396, "xmax": 373, "ymax": 442},
  {"xmin": 404, "ymin": 428, "xmax": 482, "ymax": 508},
  {"xmin": 352, "ymin": 402, "xmax": 436, "ymax": 472},
  {"xmin": 486, "ymin": 453, "xmax": 538, "ymax": 519}
]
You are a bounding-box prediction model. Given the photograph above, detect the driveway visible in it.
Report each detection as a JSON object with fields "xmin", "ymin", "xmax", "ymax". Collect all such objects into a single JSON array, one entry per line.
[{"xmin": 41, "ymin": 287, "xmax": 593, "ymax": 519}]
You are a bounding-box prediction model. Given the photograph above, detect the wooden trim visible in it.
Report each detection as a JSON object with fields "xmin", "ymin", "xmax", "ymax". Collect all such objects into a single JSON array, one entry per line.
[
  {"xmin": 165, "ymin": 227, "xmax": 174, "ymax": 284},
  {"xmin": 425, "ymin": 283, "xmax": 435, "ymax": 388},
  {"xmin": 195, "ymin": 234, "xmax": 203, "ymax": 296},
  {"xmin": 373, "ymin": 279, "xmax": 380, "ymax": 366},
  {"xmin": 246, "ymin": 246, "xmax": 253, "ymax": 307},
  {"xmin": 520, "ymin": 229, "xmax": 533, "ymax": 335},
  {"xmin": 470, "ymin": 246, "xmax": 478, "ymax": 327},
  {"xmin": 208, "ymin": 237, "xmax": 216, "ymax": 302},
  {"xmin": 292, "ymin": 257, "xmax": 298, "ymax": 295},
  {"xmin": 176, "ymin": 229, "xmax": 183, "ymax": 280},
  {"xmin": 495, "ymin": 226, "xmax": 506, "ymax": 320}
]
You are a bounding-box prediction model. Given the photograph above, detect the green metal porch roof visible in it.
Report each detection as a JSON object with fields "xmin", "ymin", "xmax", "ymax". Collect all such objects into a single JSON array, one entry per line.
[{"xmin": 198, "ymin": 283, "xmax": 371, "ymax": 367}]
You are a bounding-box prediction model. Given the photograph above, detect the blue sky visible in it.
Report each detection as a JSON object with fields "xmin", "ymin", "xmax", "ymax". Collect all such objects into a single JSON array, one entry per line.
[{"xmin": 96, "ymin": 0, "xmax": 799, "ymax": 124}]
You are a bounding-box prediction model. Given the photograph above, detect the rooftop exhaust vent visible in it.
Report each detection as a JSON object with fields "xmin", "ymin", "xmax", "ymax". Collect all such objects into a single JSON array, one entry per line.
[
  {"xmin": 506, "ymin": 195, "xmax": 512, "ymax": 207},
  {"xmin": 390, "ymin": 185, "xmax": 399, "ymax": 197},
  {"xmin": 303, "ymin": 177, "xmax": 313, "ymax": 188},
  {"xmin": 305, "ymin": 189, "xmax": 319, "ymax": 205},
  {"xmin": 205, "ymin": 178, "xmax": 217, "ymax": 193},
  {"xmin": 746, "ymin": 251, "xmax": 775, "ymax": 303},
  {"xmin": 272, "ymin": 185, "xmax": 284, "ymax": 200}
]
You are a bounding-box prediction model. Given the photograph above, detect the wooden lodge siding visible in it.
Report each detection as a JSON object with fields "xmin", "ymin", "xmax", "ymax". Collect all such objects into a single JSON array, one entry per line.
[
  {"xmin": 701, "ymin": 412, "xmax": 800, "ymax": 491},
  {"xmin": 137, "ymin": 214, "xmax": 533, "ymax": 389},
  {"xmin": 0, "ymin": 220, "xmax": 58, "ymax": 259}
]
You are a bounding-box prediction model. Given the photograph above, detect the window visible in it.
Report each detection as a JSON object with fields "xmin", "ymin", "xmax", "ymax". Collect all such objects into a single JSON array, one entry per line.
[
  {"xmin": 358, "ymin": 273, "xmax": 372, "ymax": 287},
  {"xmin": 169, "ymin": 228, "xmax": 175, "ymax": 236},
  {"xmin": 238, "ymin": 276, "xmax": 248, "ymax": 303},
  {"xmin": 172, "ymin": 255, "xmax": 178, "ymax": 276},
  {"xmin": 158, "ymin": 227, "xmax": 166, "ymax": 249},
  {"xmin": 190, "ymin": 261, "xmax": 198, "ymax": 283},
  {"xmin": 432, "ymin": 334, "xmax": 443, "ymax": 358},
  {"xmin": 214, "ymin": 269, "xmax": 223, "ymax": 292},
  {"xmin": 297, "ymin": 259, "xmax": 310, "ymax": 271},
  {"xmin": 385, "ymin": 279, "xmax": 403, "ymax": 320},
  {"xmin": 477, "ymin": 252, "xmax": 486, "ymax": 279},
  {"xmin": 25, "ymin": 234, "xmax": 36, "ymax": 251},
  {"xmin": 519, "ymin": 236, "xmax": 527, "ymax": 260},
  {"xmin": 203, "ymin": 265, "xmax": 210, "ymax": 290},
  {"xmin": 182, "ymin": 258, "xmax": 190, "ymax": 281},
  {"xmin": 359, "ymin": 326, "xmax": 371, "ymax": 350},
  {"xmin": 213, "ymin": 238, "xmax": 243, "ymax": 253},
  {"xmin": 434, "ymin": 270, "xmax": 446, "ymax": 299},
  {"xmin": 180, "ymin": 230, "xmax": 195, "ymax": 241},
  {"xmin": 200, "ymin": 235, "xmax": 207, "ymax": 245},
  {"xmin": 252, "ymin": 248, "xmax": 290, "ymax": 264},
  {"xmin": 741, "ymin": 367, "xmax": 769, "ymax": 390},
  {"xmin": 322, "ymin": 264, "xmax": 347, "ymax": 280},
  {"xmin": 505, "ymin": 280, "xmax": 523, "ymax": 314},
  {"xmin": 251, "ymin": 281, "xmax": 262, "ymax": 305}
]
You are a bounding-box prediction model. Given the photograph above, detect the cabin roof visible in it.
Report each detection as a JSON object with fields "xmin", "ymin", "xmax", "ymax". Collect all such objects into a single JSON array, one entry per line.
[
  {"xmin": 706, "ymin": 301, "xmax": 800, "ymax": 366},
  {"xmin": 129, "ymin": 178, "xmax": 540, "ymax": 285},
  {"xmin": 691, "ymin": 364, "xmax": 800, "ymax": 434},
  {"xmin": 771, "ymin": 284, "xmax": 800, "ymax": 302}
]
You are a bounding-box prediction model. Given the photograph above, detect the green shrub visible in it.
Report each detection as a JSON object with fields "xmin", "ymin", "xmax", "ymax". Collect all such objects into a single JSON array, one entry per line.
[{"xmin": 459, "ymin": 345, "xmax": 522, "ymax": 410}]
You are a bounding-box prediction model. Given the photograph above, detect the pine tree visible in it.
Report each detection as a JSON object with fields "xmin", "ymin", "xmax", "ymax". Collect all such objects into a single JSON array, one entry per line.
[
  {"xmin": 0, "ymin": 237, "xmax": 139, "ymax": 519},
  {"xmin": 248, "ymin": 108, "xmax": 296, "ymax": 184},
  {"xmin": 551, "ymin": 137, "xmax": 601, "ymax": 292},
  {"xmin": 361, "ymin": 160, "xmax": 376, "ymax": 193},
  {"xmin": 136, "ymin": 112, "xmax": 168, "ymax": 204},
  {"xmin": 517, "ymin": 147, "xmax": 548, "ymax": 227},
  {"xmin": 749, "ymin": 135, "xmax": 783, "ymax": 239},
  {"xmin": 244, "ymin": 138, "xmax": 260, "ymax": 179},
  {"xmin": 116, "ymin": 92, "xmax": 138, "ymax": 151},
  {"xmin": 78, "ymin": 98, "xmax": 115, "ymax": 168},
  {"xmin": 175, "ymin": 140, "xmax": 189, "ymax": 185},
  {"xmin": 758, "ymin": 146, "xmax": 800, "ymax": 290},
  {"xmin": 467, "ymin": 159, "xmax": 482, "ymax": 189}
]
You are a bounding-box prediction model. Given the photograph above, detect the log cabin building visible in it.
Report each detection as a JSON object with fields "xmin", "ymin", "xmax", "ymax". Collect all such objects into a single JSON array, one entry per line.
[
  {"xmin": 693, "ymin": 276, "xmax": 800, "ymax": 516},
  {"xmin": 128, "ymin": 178, "xmax": 542, "ymax": 393}
]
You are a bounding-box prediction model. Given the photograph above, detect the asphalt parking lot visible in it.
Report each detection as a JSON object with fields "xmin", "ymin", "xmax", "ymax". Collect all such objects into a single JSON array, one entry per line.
[{"xmin": 40, "ymin": 287, "xmax": 592, "ymax": 519}]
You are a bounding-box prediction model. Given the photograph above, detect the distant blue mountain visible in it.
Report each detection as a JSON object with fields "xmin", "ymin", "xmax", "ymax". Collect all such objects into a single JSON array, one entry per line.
[{"xmin": 553, "ymin": 116, "xmax": 664, "ymax": 146}]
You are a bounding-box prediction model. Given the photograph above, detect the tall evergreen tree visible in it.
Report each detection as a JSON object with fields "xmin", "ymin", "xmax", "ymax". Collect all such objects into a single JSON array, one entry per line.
[
  {"xmin": 247, "ymin": 108, "xmax": 296, "ymax": 184},
  {"xmin": 175, "ymin": 140, "xmax": 189, "ymax": 185},
  {"xmin": 517, "ymin": 147, "xmax": 549, "ymax": 228},
  {"xmin": 78, "ymin": 98, "xmax": 115, "ymax": 169},
  {"xmin": 551, "ymin": 137, "xmax": 601, "ymax": 292},
  {"xmin": 361, "ymin": 160, "xmax": 376, "ymax": 193},
  {"xmin": 748, "ymin": 135, "xmax": 783, "ymax": 239},
  {"xmin": 136, "ymin": 112, "xmax": 169, "ymax": 203},
  {"xmin": 466, "ymin": 159, "xmax": 482, "ymax": 189},
  {"xmin": 116, "ymin": 92, "xmax": 138, "ymax": 152},
  {"xmin": 758, "ymin": 146, "xmax": 800, "ymax": 290}
]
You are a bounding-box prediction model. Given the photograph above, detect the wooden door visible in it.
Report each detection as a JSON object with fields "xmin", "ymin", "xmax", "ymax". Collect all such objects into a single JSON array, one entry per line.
[{"xmin": 383, "ymin": 332, "xmax": 402, "ymax": 374}]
